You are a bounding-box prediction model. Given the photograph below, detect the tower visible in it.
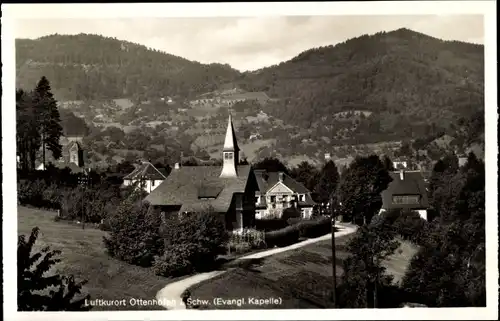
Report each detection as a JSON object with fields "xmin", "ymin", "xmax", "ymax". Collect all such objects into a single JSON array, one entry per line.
[
  {"xmin": 68, "ymin": 141, "xmax": 84, "ymax": 167},
  {"xmin": 220, "ymin": 113, "xmax": 240, "ymax": 177}
]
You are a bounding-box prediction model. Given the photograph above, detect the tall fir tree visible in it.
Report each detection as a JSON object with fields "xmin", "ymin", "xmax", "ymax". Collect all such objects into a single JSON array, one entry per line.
[{"xmin": 34, "ymin": 76, "xmax": 63, "ymax": 169}]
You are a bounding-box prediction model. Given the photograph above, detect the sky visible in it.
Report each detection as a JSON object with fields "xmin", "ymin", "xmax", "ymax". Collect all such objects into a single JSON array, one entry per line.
[{"xmin": 14, "ymin": 15, "xmax": 484, "ymax": 71}]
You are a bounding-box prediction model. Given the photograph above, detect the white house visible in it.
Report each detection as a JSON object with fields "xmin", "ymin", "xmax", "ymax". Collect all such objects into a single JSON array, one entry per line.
[
  {"xmin": 254, "ymin": 170, "xmax": 316, "ymax": 219},
  {"xmin": 123, "ymin": 162, "xmax": 169, "ymax": 194}
]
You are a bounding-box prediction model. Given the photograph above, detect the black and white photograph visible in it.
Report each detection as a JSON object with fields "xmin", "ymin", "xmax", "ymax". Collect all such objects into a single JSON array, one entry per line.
[{"xmin": 2, "ymin": 2, "xmax": 498, "ymax": 320}]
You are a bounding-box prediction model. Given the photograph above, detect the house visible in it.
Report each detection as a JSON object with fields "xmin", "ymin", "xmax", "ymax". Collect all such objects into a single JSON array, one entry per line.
[
  {"xmin": 36, "ymin": 140, "xmax": 87, "ymax": 173},
  {"xmin": 392, "ymin": 158, "xmax": 409, "ymax": 170},
  {"xmin": 123, "ymin": 162, "xmax": 169, "ymax": 194},
  {"xmin": 145, "ymin": 114, "xmax": 259, "ymax": 232},
  {"xmin": 458, "ymin": 155, "xmax": 468, "ymax": 167},
  {"xmin": 379, "ymin": 169, "xmax": 430, "ymax": 220},
  {"xmin": 254, "ymin": 170, "xmax": 316, "ymax": 219}
]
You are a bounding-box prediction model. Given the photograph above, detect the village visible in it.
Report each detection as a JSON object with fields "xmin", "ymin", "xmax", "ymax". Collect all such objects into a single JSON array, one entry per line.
[
  {"xmin": 17, "ymin": 85, "xmax": 484, "ymax": 310},
  {"xmin": 13, "ymin": 15, "xmax": 487, "ymax": 314}
]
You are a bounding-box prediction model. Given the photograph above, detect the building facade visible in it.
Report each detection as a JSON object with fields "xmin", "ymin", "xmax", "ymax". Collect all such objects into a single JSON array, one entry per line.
[
  {"xmin": 123, "ymin": 162, "xmax": 169, "ymax": 194},
  {"xmin": 254, "ymin": 170, "xmax": 315, "ymax": 219}
]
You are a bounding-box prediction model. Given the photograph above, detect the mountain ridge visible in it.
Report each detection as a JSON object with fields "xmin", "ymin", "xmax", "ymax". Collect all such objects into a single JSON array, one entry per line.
[{"xmin": 15, "ymin": 28, "xmax": 484, "ymax": 166}]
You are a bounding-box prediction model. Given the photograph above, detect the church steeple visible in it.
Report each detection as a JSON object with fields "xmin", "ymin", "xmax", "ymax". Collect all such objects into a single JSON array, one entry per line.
[{"xmin": 220, "ymin": 113, "xmax": 240, "ymax": 177}]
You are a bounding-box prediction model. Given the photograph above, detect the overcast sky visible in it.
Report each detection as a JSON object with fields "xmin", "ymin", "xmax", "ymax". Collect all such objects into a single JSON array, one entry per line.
[{"xmin": 15, "ymin": 15, "xmax": 483, "ymax": 71}]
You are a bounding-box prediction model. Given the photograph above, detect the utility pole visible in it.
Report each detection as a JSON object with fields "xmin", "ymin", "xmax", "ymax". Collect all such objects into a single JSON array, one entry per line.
[
  {"xmin": 331, "ymin": 196, "xmax": 337, "ymax": 308},
  {"xmin": 78, "ymin": 169, "xmax": 89, "ymax": 230}
]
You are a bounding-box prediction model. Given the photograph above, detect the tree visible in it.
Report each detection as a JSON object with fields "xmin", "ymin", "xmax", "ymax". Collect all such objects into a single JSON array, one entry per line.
[
  {"xmin": 103, "ymin": 200, "xmax": 164, "ymax": 267},
  {"xmin": 154, "ymin": 208, "xmax": 229, "ymax": 276},
  {"xmin": 253, "ymin": 157, "xmax": 289, "ymax": 174},
  {"xmin": 33, "ymin": 77, "xmax": 63, "ymax": 168},
  {"xmin": 18, "ymin": 227, "xmax": 91, "ymax": 311},
  {"xmin": 336, "ymin": 155, "xmax": 392, "ymax": 225},
  {"xmin": 290, "ymin": 161, "xmax": 320, "ymax": 192},
  {"xmin": 339, "ymin": 220, "xmax": 400, "ymax": 308},
  {"xmin": 314, "ymin": 160, "xmax": 339, "ymax": 210},
  {"xmin": 401, "ymin": 153, "xmax": 485, "ymax": 307},
  {"xmin": 16, "ymin": 89, "xmax": 41, "ymax": 171}
]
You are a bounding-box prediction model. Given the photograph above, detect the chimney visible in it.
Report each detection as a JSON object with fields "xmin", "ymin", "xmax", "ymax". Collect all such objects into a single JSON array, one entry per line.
[
  {"xmin": 174, "ymin": 163, "xmax": 180, "ymax": 169},
  {"xmin": 278, "ymin": 172, "xmax": 284, "ymax": 182},
  {"xmin": 399, "ymin": 169, "xmax": 404, "ymax": 180}
]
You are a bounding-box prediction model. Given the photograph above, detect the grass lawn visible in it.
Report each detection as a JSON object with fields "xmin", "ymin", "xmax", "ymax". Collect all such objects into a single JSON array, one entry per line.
[
  {"xmin": 17, "ymin": 206, "xmax": 174, "ymax": 311},
  {"xmin": 189, "ymin": 233, "xmax": 418, "ymax": 309}
]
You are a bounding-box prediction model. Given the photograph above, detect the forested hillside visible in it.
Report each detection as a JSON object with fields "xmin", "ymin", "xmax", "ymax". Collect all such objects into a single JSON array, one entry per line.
[
  {"xmin": 15, "ymin": 28, "xmax": 485, "ymax": 165},
  {"xmin": 16, "ymin": 34, "xmax": 241, "ymax": 101},
  {"xmin": 238, "ymin": 28, "xmax": 484, "ymax": 141}
]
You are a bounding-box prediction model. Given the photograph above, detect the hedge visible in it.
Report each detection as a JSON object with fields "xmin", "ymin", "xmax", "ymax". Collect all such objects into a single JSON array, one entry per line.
[
  {"xmin": 297, "ymin": 216, "xmax": 333, "ymax": 238},
  {"xmin": 264, "ymin": 225, "xmax": 300, "ymax": 247},
  {"xmin": 255, "ymin": 218, "xmax": 288, "ymax": 232}
]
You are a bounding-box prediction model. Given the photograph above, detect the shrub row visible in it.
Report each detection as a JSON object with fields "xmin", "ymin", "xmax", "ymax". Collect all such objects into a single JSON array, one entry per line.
[
  {"xmin": 18, "ymin": 170, "xmax": 144, "ymax": 226},
  {"xmin": 254, "ymin": 218, "xmax": 288, "ymax": 231},
  {"xmin": 265, "ymin": 225, "xmax": 301, "ymax": 247},
  {"xmin": 265, "ymin": 216, "xmax": 334, "ymax": 248},
  {"xmin": 296, "ymin": 216, "xmax": 333, "ymax": 238}
]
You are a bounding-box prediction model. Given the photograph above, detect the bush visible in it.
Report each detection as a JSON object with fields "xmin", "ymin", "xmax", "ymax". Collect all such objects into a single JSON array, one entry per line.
[
  {"xmin": 255, "ymin": 218, "xmax": 288, "ymax": 231},
  {"xmin": 159, "ymin": 209, "xmax": 229, "ymax": 275},
  {"xmin": 286, "ymin": 217, "xmax": 303, "ymax": 226},
  {"xmin": 297, "ymin": 216, "xmax": 332, "ymax": 238},
  {"xmin": 18, "ymin": 179, "xmax": 61, "ymax": 209},
  {"xmin": 103, "ymin": 201, "xmax": 164, "ymax": 267},
  {"xmin": 265, "ymin": 225, "xmax": 300, "ymax": 247},
  {"xmin": 18, "ymin": 227, "xmax": 91, "ymax": 311},
  {"xmin": 152, "ymin": 244, "xmax": 194, "ymax": 277},
  {"xmin": 282, "ymin": 206, "xmax": 301, "ymax": 221},
  {"xmin": 392, "ymin": 211, "xmax": 428, "ymax": 245}
]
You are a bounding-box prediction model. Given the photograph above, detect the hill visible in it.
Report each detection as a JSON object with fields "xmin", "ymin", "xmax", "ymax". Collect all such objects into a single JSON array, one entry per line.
[
  {"xmin": 15, "ymin": 29, "xmax": 484, "ymax": 166},
  {"xmin": 16, "ymin": 33, "xmax": 241, "ymax": 101},
  {"xmin": 237, "ymin": 28, "xmax": 484, "ymax": 143}
]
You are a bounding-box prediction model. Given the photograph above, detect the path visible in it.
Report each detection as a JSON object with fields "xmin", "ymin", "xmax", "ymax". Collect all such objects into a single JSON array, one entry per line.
[{"xmin": 155, "ymin": 223, "xmax": 357, "ymax": 310}]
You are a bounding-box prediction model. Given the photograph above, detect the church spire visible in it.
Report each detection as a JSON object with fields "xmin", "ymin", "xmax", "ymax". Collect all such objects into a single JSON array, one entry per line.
[
  {"xmin": 220, "ymin": 113, "xmax": 240, "ymax": 177},
  {"xmin": 223, "ymin": 113, "xmax": 240, "ymax": 152}
]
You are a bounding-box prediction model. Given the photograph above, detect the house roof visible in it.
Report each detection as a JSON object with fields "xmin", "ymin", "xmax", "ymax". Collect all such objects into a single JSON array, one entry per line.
[
  {"xmin": 124, "ymin": 162, "xmax": 167, "ymax": 181},
  {"xmin": 144, "ymin": 165, "xmax": 252, "ymax": 213},
  {"xmin": 381, "ymin": 170, "xmax": 429, "ymax": 210},
  {"xmin": 254, "ymin": 170, "xmax": 315, "ymax": 206},
  {"xmin": 255, "ymin": 170, "xmax": 310, "ymax": 194}
]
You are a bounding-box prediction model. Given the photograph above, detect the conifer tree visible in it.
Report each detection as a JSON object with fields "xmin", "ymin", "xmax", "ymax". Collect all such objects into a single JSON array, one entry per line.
[{"xmin": 34, "ymin": 76, "xmax": 63, "ymax": 168}]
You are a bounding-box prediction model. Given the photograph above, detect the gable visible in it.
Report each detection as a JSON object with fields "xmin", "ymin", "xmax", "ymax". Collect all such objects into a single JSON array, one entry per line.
[{"xmin": 267, "ymin": 181, "xmax": 295, "ymax": 194}]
